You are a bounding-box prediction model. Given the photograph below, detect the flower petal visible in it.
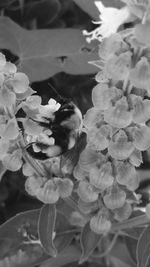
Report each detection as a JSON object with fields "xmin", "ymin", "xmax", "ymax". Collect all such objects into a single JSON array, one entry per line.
[
  {"xmin": 104, "ymin": 97, "xmax": 132, "ymax": 128},
  {"xmin": 78, "ymin": 181, "xmax": 98, "ymax": 203},
  {"xmin": 90, "ymin": 211, "xmax": 111, "ymax": 234},
  {"xmin": 108, "ymin": 130, "xmax": 134, "ymax": 160}
]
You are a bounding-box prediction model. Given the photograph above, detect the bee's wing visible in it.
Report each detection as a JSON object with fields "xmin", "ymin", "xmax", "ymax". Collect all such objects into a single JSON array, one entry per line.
[{"xmin": 60, "ymin": 133, "xmax": 86, "ymax": 171}]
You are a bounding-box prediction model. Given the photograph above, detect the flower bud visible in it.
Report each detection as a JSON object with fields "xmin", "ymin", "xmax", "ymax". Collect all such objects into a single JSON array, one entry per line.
[
  {"xmin": 83, "ymin": 107, "xmax": 103, "ymax": 129},
  {"xmin": 90, "ymin": 211, "xmax": 111, "ymax": 234},
  {"xmin": 103, "ymin": 187, "xmax": 126, "ymax": 210}
]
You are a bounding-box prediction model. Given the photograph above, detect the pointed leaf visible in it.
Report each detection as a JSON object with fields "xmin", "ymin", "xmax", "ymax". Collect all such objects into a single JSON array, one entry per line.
[
  {"xmin": 79, "ymin": 222, "xmax": 102, "ymax": 263},
  {"xmin": 38, "ymin": 204, "xmax": 57, "ymax": 257},
  {"xmin": 0, "ymin": 17, "xmax": 98, "ymax": 82},
  {"xmin": 54, "ymin": 211, "xmax": 77, "ymax": 252},
  {"xmin": 41, "ymin": 245, "xmax": 81, "ymax": 267},
  {"xmin": 137, "ymin": 225, "xmax": 150, "ymax": 267},
  {"xmin": 0, "ymin": 209, "xmax": 40, "ymax": 242}
]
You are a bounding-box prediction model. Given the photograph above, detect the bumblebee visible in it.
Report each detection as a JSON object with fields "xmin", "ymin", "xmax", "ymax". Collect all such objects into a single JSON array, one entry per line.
[{"xmin": 26, "ymin": 96, "xmax": 83, "ymax": 160}]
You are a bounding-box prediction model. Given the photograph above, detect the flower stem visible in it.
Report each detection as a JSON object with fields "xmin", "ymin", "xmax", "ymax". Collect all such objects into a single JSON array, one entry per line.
[{"xmin": 111, "ymin": 214, "xmax": 150, "ymax": 232}]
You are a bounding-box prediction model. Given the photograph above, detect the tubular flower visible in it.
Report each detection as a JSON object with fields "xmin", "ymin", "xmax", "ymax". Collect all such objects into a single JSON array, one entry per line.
[
  {"xmin": 132, "ymin": 96, "xmax": 150, "ymax": 124},
  {"xmin": 114, "ymin": 202, "xmax": 132, "ymax": 222},
  {"xmin": 25, "ymin": 176, "xmax": 73, "ymax": 204},
  {"xmin": 104, "ymin": 51, "xmax": 132, "ymax": 81},
  {"xmin": 87, "ymin": 126, "xmax": 110, "ymax": 151},
  {"xmin": 108, "ymin": 130, "xmax": 134, "ymax": 160},
  {"xmin": 104, "ymin": 97, "xmax": 133, "ymax": 128},
  {"xmin": 92, "ymin": 84, "xmax": 123, "ymax": 110},
  {"xmin": 77, "ymin": 180, "xmax": 99, "ymax": 203},
  {"xmin": 103, "ymin": 186, "xmax": 126, "ymax": 210},
  {"xmin": 83, "ymin": 1, "xmax": 132, "ymax": 42},
  {"xmin": 115, "ymin": 161, "xmax": 139, "ymax": 191},
  {"xmin": 0, "ymin": 52, "xmax": 33, "ymax": 110},
  {"xmin": 89, "ymin": 163, "xmax": 114, "ymax": 191}
]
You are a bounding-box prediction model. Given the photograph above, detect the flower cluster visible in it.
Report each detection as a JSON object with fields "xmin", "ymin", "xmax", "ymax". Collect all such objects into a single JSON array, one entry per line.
[
  {"xmin": 0, "ymin": 53, "xmax": 33, "ymax": 172},
  {"xmin": 1, "ymin": 0, "xmax": 150, "ymax": 237},
  {"xmin": 74, "ymin": 0, "xmax": 150, "ymax": 234},
  {"xmin": 24, "ymin": 158, "xmax": 73, "ymax": 204},
  {"xmin": 0, "ymin": 53, "xmax": 74, "ymax": 204}
]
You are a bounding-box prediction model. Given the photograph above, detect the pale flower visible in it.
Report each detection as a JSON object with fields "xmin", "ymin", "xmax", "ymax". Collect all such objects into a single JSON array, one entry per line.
[
  {"xmin": 38, "ymin": 98, "xmax": 61, "ymax": 119},
  {"xmin": 83, "ymin": 1, "xmax": 132, "ymax": 42}
]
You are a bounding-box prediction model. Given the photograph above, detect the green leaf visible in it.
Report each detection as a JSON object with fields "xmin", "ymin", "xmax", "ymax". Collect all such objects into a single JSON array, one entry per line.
[
  {"xmin": 125, "ymin": 237, "xmax": 137, "ymax": 265},
  {"xmin": 137, "ymin": 225, "xmax": 150, "ymax": 267},
  {"xmin": 41, "ymin": 245, "xmax": 81, "ymax": 267},
  {"xmin": 0, "ymin": 209, "xmax": 50, "ymax": 267},
  {"xmin": 122, "ymin": 227, "xmax": 146, "ymax": 240},
  {"xmin": 0, "ymin": 207, "xmax": 77, "ymax": 267},
  {"xmin": 111, "ymin": 240, "xmax": 136, "ymax": 267},
  {"xmin": 0, "ymin": 17, "xmax": 98, "ymax": 82},
  {"xmin": 38, "ymin": 204, "xmax": 57, "ymax": 257},
  {"xmin": 54, "ymin": 211, "xmax": 77, "ymax": 253},
  {"xmin": 79, "ymin": 222, "xmax": 102, "ymax": 263},
  {"xmin": 24, "ymin": 0, "xmax": 61, "ymax": 25},
  {"xmin": 0, "ymin": 209, "xmax": 40, "ymax": 243}
]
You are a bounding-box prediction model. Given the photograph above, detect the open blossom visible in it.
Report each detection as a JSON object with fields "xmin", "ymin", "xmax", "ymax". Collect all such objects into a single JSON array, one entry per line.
[
  {"xmin": 77, "ymin": 180, "xmax": 99, "ymax": 203},
  {"xmin": 0, "ymin": 53, "xmax": 33, "ymax": 109},
  {"xmin": 115, "ymin": 161, "xmax": 139, "ymax": 191},
  {"xmin": 0, "ymin": 116, "xmax": 19, "ymax": 140},
  {"xmin": 108, "ymin": 130, "xmax": 134, "ymax": 160},
  {"xmin": 103, "ymin": 186, "xmax": 126, "ymax": 210},
  {"xmin": 104, "ymin": 97, "xmax": 133, "ymax": 128},
  {"xmin": 25, "ymin": 175, "xmax": 73, "ymax": 204},
  {"xmin": 83, "ymin": 1, "xmax": 132, "ymax": 42},
  {"xmin": 38, "ymin": 98, "xmax": 61, "ymax": 120},
  {"xmin": 89, "ymin": 162, "xmax": 114, "ymax": 191},
  {"xmin": 129, "ymin": 57, "xmax": 150, "ymax": 95},
  {"xmin": 3, "ymin": 148, "xmax": 23, "ymax": 171}
]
